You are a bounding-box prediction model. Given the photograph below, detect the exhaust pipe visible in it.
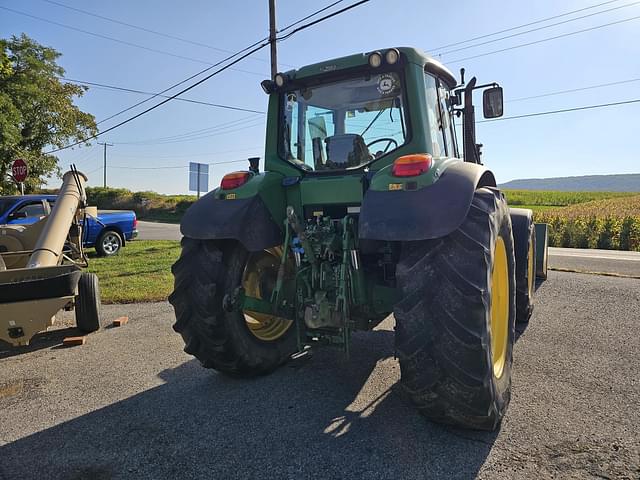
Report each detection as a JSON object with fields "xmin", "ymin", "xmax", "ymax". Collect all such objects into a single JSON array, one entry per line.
[{"xmin": 26, "ymin": 170, "xmax": 87, "ymax": 269}]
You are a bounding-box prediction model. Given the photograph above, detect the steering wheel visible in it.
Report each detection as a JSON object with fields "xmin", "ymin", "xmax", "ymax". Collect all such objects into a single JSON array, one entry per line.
[{"xmin": 366, "ymin": 138, "xmax": 398, "ymax": 156}]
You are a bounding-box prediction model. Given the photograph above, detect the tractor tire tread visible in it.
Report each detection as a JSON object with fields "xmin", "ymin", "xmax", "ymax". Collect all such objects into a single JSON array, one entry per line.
[{"xmin": 395, "ymin": 187, "xmax": 516, "ymax": 431}]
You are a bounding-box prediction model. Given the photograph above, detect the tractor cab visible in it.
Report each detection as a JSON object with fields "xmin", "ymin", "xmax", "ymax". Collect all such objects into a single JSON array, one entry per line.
[{"xmin": 263, "ymin": 47, "xmax": 461, "ymax": 177}]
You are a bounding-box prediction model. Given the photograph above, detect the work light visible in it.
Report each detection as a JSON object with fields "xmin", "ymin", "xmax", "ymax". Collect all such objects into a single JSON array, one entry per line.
[
  {"xmin": 274, "ymin": 73, "xmax": 286, "ymax": 88},
  {"xmin": 368, "ymin": 52, "xmax": 382, "ymax": 68},
  {"xmin": 385, "ymin": 49, "xmax": 400, "ymax": 65}
]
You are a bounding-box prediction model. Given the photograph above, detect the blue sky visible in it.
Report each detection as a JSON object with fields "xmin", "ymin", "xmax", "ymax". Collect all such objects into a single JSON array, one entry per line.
[{"xmin": 1, "ymin": 0, "xmax": 639, "ymax": 194}]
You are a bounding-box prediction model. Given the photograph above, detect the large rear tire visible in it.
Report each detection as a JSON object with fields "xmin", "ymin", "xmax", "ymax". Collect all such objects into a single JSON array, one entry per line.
[
  {"xmin": 169, "ymin": 239, "xmax": 297, "ymax": 376},
  {"xmin": 511, "ymin": 209, "xmax": 536, "ymax": 324},
  {"xmin": 395, "ymin": 187, "xmax": 516, "ymax": 431}
]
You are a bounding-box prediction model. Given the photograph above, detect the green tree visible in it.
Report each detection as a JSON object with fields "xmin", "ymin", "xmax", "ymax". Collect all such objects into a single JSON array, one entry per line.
[{"xmin": 0, "ymin": 34, "xmax": 97, "ymax": 193}]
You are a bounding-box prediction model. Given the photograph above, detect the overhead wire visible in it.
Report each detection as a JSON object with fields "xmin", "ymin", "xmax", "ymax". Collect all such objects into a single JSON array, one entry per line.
[
  {"xmin": 61, "ymin": 77, "xmax": 266, "ymax": 114},
  {"xmin": 435, "ymin": 0, "xmax": 640, "ymax": 56},
  {"xmin": 508, "ymin": 77, "xmax": 640, "ymax": 102},
  {"xmin": 275, "ymin": 0, "xmax": 368, "ymax": 41},
  {"xmin": 113, "ymin": 115, "xmax": 261, "ymax": 144},
  {"xmin": 277, "ymin": 0, "xmax": 345, "ymax": 33},
  {"xmin": 40, "ymin": 0, "xmax": 295, "ymax": 67},
  {"xmin": 0, "ymin": 6, "xmax": 266, "ymax": 77},
  {"xmin": 94, "ymin": 37, "xmax": 269, "ymax": 126},
  {"xmin": 428, "ymin": 0, "xmax": 623, "ymax": 51},
  {"xmin": 109, "ymin": 158, "xmax": 249, "ymax": 170},
  {"xmin": 478, "ymin": 98, "xmax": 640, "ymax": 123},
  {"xmin": 44, "ymin": 0, "xmax": 370, "ymax": 154},
  {"xmin": 45, "ymin": 42, "xmax": 269, "ymax": 153},
  {"xmin": 112, "ymin": 145, "xmax": 263, "ymax": 159},
  {"xmin": 84, "ymin": 0, "xmax": 356, "ymax": 127},
  {"xmin": 447, "ymin": 13, "xmax": 640, "ymax": 63},
  {"xmin": 114, "ymin": 117, "xmax": 265, "ymax": 146}
]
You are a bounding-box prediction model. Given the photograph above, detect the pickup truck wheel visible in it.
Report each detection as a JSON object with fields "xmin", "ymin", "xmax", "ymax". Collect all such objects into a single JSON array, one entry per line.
[
  {"xmin": 96, "ymin": 230, "xmax": 122, "ymax": 257},
  {"xmin": 395, "ymin": 187, "xmax": 516, "ymax": 431},
  {"xmin": 76, "ymin": 272, "xmax": 102, "ymax": 332}
]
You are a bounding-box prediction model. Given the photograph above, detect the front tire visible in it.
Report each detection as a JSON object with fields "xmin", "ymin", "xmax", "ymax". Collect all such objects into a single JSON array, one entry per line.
[
  {"xmin": 169, "ymin": 239, "xmax": 297, "ymax": 376},
  {"xmin": 395, "ymin": 188, "xmax": 516, "ymax": 431},
  {"xmin": 511, "ymin": 209, "xmax": 536, "ymax": 324}
]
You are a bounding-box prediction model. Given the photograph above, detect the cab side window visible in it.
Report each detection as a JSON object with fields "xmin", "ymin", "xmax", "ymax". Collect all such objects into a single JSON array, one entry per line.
[
  {"xmin": 424, "ymin": 74, "xmax": 446, "ymax": 157},
  {"xmin": 437, "ymin": 81, "xmax": 457, "ymax": 157}
]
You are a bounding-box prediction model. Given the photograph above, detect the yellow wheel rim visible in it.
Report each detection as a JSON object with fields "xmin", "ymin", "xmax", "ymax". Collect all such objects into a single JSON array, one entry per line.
[
  {"xmin": 527, "ymin": 236, "xmax": 535, "ymax": 298},
  {"xmin": 490, "ymin": 237, "xmax": 509, "ymax": 379},
  {"xmin": 242, "ymin": 247, "xmax": 293, "ymax": 342}
]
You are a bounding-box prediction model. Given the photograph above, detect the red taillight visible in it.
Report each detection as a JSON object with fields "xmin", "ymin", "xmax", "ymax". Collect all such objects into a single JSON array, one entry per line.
[
  {"xmin": 391, "ymin": 154, "xmax": 433, "ymax": 177},
  {"xmin": 221, "ymin": 171, "xmax": 251, "ymax": 190}
]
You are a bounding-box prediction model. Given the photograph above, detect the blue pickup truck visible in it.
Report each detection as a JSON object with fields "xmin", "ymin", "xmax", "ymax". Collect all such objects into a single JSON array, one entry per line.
[{"xmin": 0, "ymin": 194, "xmax": 137, "ymax": 256}]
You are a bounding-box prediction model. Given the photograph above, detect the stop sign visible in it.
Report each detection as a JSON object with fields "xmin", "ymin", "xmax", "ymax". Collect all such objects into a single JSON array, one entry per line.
[{"xmin": 12, "ymin": 159, "xmax": 28, "ymax": 183}]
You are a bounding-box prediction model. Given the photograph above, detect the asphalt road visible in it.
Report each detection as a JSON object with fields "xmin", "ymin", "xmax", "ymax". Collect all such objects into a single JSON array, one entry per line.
[
  {"xmin": 549, "ymin": 247, "xmax": 640, "ymax": 277},
  {"xmin": 137, "ymin": 220, "xmax": 181, "ymax": 241},
  {"xmin": 137, "ymin": 221, "xmax": 640, "ymax": 276},
  {"xmin": 1, "ymin": 271, "xmax": 639, "ymax": 479}
]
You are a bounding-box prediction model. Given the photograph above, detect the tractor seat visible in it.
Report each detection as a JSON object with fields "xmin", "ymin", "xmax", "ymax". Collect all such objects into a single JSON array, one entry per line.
[{"xmin": 324, "ymin": 134, "xmax": 370, "ymax": 169}]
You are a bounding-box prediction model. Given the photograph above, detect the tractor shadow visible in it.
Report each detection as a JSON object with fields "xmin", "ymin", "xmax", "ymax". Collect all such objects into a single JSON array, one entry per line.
[{"xmin": 0, "ymin": 323, "xmax": 504, "ymax": 479}]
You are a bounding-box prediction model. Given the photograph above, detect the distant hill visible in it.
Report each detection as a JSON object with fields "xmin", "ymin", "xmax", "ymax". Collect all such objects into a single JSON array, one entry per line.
[{"xmin": 499, "ymin": 173, "xmax": 640, "ymax": 192}]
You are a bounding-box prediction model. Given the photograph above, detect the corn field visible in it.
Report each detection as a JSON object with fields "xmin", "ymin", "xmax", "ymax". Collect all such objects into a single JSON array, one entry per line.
[{"xmin": 533, "ymin": 195, "xmax": 640, "ymax": 251}]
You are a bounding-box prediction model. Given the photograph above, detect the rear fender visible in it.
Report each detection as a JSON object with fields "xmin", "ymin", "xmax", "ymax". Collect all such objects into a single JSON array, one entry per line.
[
  {"xmin": 359, "ymin": 161, "xmax": 496, "ymax": 241},
  {"xmin": 180, "ymin": 172, "xmax": 285, "ymax": 252}
]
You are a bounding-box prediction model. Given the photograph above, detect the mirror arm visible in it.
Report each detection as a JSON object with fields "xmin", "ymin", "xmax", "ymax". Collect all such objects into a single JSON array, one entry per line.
[
  {"xmin": 462, "ymin": 77, "xmax": 481, "ymax": 165},
  {"xmin": 471, "ymin": 82, "xmax": 499, "ymax": 91}
]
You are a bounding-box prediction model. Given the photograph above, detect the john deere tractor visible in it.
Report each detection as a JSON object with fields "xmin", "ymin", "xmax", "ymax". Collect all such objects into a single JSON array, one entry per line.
[{"xmin": 169, "ymin": 47, "xmax": 547, "ymax": 431}]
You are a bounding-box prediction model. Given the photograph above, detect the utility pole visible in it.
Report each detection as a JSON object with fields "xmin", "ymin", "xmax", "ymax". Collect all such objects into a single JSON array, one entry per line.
[
  {"xmin": 98, "ymin": 142, "xmax": 113, "ymax": 188},
  {"xmin": 268, "ymin": 0, "xmax": 278, "ymax": 79}
]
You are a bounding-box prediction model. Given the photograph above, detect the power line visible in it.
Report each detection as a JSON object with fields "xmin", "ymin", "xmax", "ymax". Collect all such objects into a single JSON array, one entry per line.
[
  {"xmin": 114, "ymin": 115, "xmax": 260, "ymax": 144},
  {"xmin": 46, "ymin": 42, "xmax": 269, "ymax": 153},
  {"xmin": 0, "ymin": 6, "xmax": 266, "ymax": 77},
  {"xmin": 40, "ymin": 0, "xmax": 295, "ymax": 68},
  {"xmin": 90, "ymin": 0, "xmax": 354, "ymax": 127},
  {"xmin": 114, "ymin": 116, "xmax": 264, "ymax": 145},
  {"xmin": 112, "ymin": 145, "xmax": 263, "ymax": 159},
  {"xmin": 276, "ymin": 0, "xmax": 368, "ymax": 41},
  {"xmin": 508, "ymin": 78, "xmax": 640, "ymax": 102},
  {"xmin": 62, "ymin": 77, "xmax": 266, "ymax": 114},
  {"xmin": 278, "ymin": 0, "xmax": 345, "ymax": 33},
  {"xmin": 109, "ymin": 158, "xmax": 248, "ymax": 170},
  {"xmin": 118, "ymin": 121, "xmax": 265, "ymax": 146},
  {"xmin": 84, "ymin": 165, "xmax": 104, "ymax": 176},
  {"xmin": 448, "ymin": 13, "xmax": 640, "ymax": 63},
  {"xmin": 436, "ymin": 1, "xmax": 640, "ymax": 56},
  {"xmin": 44, "ymin": 0, "xmax": 370, "ymax": 154},
  {"xmin": 478, "ymin": 98, "xmax": 640, "ymax": 123},
  {"xmin": 94, "ymin": 39, "xmax": 268, "ymax": 126},
  {"xmin": 428, "ymin": 0, "xmax": 623, "ymax": 51}
]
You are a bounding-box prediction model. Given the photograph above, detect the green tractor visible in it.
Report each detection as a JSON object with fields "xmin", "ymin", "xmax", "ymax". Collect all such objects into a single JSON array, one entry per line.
[{"xmin": 169, "ymin": 47, "xmax": 548, "ymax": 431}]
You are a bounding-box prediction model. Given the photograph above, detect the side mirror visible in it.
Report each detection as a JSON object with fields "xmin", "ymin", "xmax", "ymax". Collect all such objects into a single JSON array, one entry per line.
[{"xmin": 483, "ymin": 86, "xmax": 503, "ymax": 119}]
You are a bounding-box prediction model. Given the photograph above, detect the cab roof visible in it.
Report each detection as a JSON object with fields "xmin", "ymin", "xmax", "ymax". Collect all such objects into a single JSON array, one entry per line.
[{"xmin": 285, "ymin": 47, "xmax": 458, "ymax": 87}]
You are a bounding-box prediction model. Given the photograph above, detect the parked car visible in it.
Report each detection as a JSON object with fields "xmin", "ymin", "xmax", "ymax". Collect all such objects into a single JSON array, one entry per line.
[{"xmin": 0, "ymin": 194, "xmax": 137, "ymax": 256}]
